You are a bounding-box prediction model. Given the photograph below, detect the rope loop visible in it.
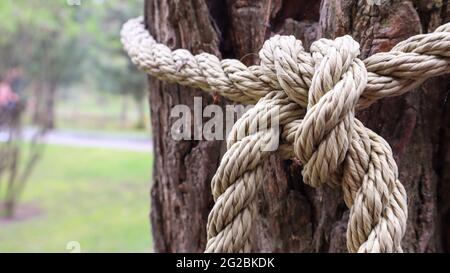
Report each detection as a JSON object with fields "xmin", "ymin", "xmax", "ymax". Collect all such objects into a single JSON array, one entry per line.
[{"xmin": 121, "ymin": 16, "xmax": 450, "ymax": 253}]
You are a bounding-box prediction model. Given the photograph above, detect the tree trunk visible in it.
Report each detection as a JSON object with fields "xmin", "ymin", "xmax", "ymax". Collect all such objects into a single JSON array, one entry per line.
[
  {"xmin": 120, "ymin": 94, "xmax": 129, "ymax": 128},
  {"xmin": 32, "ymin": 82, "xmax": 56, "ymax": 130},
  {"xmin": 145, "ymin": 0, "xmax": 450, "ymax": 253}
]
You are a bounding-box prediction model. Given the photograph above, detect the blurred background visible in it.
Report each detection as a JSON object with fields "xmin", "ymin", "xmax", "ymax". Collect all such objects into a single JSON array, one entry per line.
[{"xmin": 0, "ymin": 0, "xmax": 152, "ymax": 252}]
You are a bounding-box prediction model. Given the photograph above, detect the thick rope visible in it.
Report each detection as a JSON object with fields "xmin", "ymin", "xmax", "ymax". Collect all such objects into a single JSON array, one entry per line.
[{"xmin": 121, "ymin": 16, "xmax": 450, "ymax": 253}]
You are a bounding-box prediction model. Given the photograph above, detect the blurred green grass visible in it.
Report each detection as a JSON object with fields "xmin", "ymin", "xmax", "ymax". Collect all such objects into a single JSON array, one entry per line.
[{"xmin": 0, "ymin": 144, "xmax": 153, "ymax": 252}]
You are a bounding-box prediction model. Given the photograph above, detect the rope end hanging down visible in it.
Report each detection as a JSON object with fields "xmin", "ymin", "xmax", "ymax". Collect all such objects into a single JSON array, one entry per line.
[{"xmin": 121, "ymin": 16, "xmax": 450, "ymax": 253}]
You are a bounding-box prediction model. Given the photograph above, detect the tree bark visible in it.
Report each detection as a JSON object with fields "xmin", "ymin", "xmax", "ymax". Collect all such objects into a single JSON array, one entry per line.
[{"xmin": 145, "ymin": 0, "xmax": 450, "ymax": 253}]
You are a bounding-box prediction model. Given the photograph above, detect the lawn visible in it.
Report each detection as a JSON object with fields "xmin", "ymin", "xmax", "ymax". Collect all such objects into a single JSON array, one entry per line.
[{"xmin": 0, "ymin": 144, "xmax": 153, "ymax": 253}]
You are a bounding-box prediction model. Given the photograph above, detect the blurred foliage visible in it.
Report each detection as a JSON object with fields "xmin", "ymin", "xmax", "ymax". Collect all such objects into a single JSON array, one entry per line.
[
  {"xmin": 0, "ymin": 0, "xmax": 146, "ymax": 218},
  {"xmin": 0, "ymin": 0, "xmax": 146, "ymax": 100}
]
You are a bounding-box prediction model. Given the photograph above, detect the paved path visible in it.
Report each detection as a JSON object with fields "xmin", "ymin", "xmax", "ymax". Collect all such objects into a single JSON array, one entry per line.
[{"xmin": 20, "ymin": 128, "xmax": 153, "ymax": 153}]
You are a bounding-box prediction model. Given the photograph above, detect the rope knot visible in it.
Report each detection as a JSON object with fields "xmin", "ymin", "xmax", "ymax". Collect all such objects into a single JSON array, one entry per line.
[
  {"xmin": 259, "ymin": 34, "xmax": 368, "ymax": 188},
  {"xmin": 256, "ymin": 35, "xmax": 407, "ymax": 252},
  {"xmin": 121, "ymin": 16, "xmax": 441, "ymax": 252},
  {"xmin": 295, "ymin": 36, "xmax": 367, "ymax": 188}
]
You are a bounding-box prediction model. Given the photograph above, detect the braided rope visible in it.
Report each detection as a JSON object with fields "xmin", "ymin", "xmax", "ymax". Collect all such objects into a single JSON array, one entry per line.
[{"xmin": 121, "ymin": 16, "xmax": 450, "ymax": 252}]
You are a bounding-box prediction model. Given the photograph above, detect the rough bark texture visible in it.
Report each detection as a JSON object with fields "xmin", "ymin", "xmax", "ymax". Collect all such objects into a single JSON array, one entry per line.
[{"xmin": 145, "ymin": 0, "xmax": 450, "ymax": 252}]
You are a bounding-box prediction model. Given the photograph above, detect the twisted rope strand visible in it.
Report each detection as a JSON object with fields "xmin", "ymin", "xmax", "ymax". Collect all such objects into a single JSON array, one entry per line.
[
  {"xmin": 121, "ymin": 16, "xmax": 450, "ymax": 253},
  {"xmin": 122, "ymin": 16, "xmax": 450, "ymax": 108}
]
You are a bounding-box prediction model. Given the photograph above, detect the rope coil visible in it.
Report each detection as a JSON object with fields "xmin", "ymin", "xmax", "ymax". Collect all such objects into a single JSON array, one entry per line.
[{"xmin": 121, "ymin": 16, "xmax": 450, "ymax": 252}]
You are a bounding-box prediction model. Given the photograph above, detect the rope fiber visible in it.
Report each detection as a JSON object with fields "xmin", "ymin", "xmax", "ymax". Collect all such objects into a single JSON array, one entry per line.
[{"xmin": 121, "ymin": 16, "xmax": 450, "ymax": 253}]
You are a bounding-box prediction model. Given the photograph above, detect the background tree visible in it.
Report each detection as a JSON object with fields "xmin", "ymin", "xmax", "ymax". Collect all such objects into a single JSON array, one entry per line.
[
  {"xmin": 86, "ymin": 1, "xmax": 147, "ymax": 128},
  {"xmin": 144, "ymin": 0, "xmax": 450, "ymax": 252},
  {"xmin": 0, "ymin": 1, "xmax": 86, "ymax": 128},
  {"xmin": 0, "ymin": 0, "xmax": 145, "ymax": 218}
]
